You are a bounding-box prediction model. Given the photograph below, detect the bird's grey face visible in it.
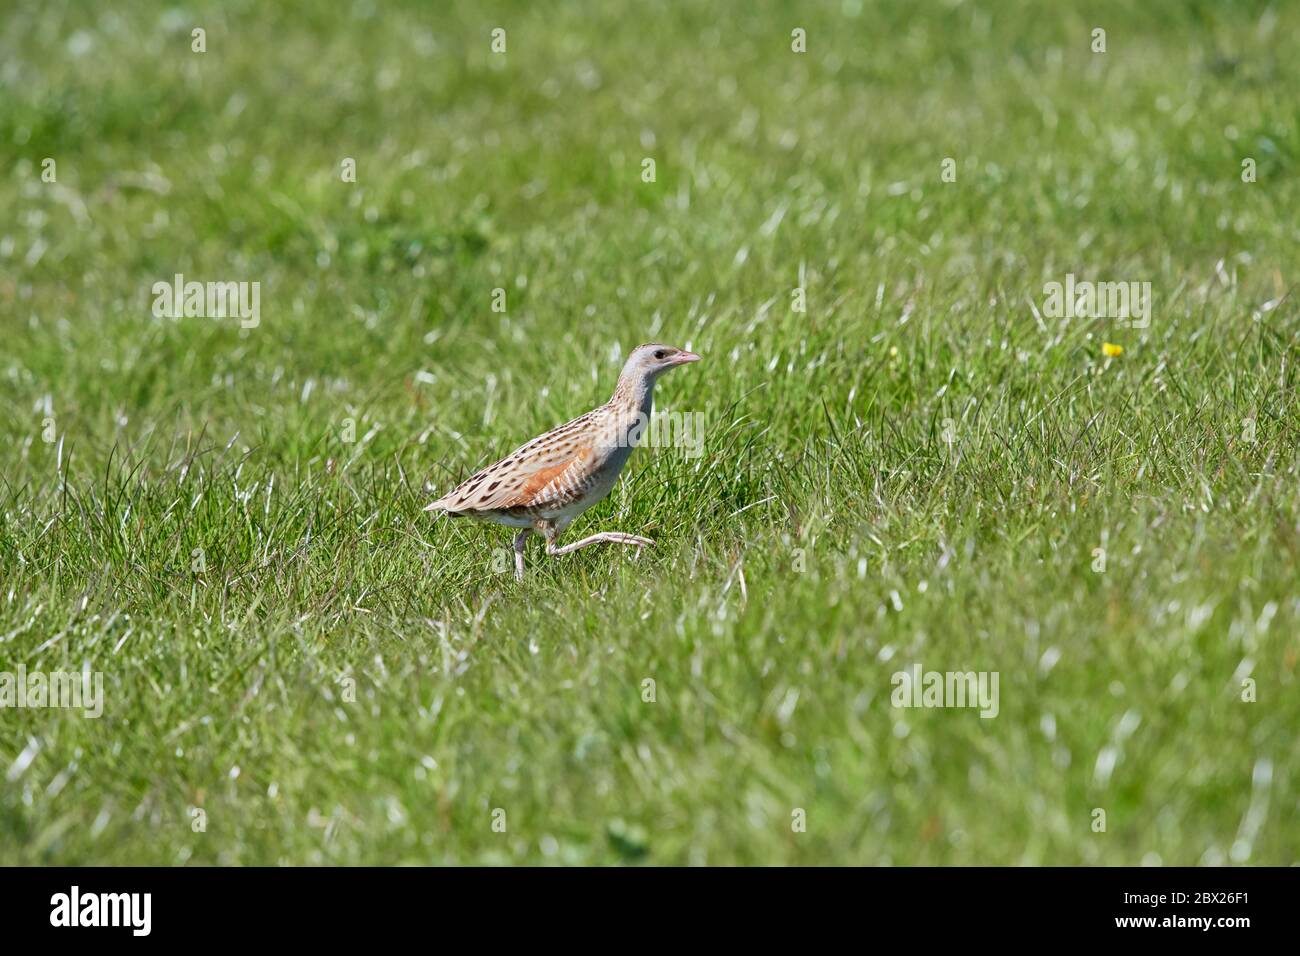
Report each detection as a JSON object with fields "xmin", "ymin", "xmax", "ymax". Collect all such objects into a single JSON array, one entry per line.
[{"xmin": 628, "ymin": 343, "xmax": 701, "ymax": 379}]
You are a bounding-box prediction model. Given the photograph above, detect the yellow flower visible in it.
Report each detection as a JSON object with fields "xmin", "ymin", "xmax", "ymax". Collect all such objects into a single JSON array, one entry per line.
[{"xmin": 1102, "ymin": 342, "xmax": 1124, "ymax": 357}]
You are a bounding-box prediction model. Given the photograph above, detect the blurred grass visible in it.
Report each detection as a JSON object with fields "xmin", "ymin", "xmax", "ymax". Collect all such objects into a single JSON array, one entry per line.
[{"xmin": 0, "ymin": 0, "xmax": 1298, "ymax": 864}]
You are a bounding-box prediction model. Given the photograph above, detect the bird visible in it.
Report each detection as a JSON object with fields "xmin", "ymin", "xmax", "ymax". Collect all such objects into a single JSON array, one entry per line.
[{"xmin": 425, "ymin": 343, "xmax": 700, "ymax": 580}]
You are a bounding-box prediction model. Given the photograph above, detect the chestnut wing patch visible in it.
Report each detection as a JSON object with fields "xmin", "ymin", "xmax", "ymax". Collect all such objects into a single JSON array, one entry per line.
[{"xmin": 432, "ymin": 411, "xmax": 605, "ymax": 513}]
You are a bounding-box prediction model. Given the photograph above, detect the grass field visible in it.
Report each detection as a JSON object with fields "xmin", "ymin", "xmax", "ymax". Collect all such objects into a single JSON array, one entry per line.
[{"xmin": 2, "ymin": 0, "xmax": 1298, "ymax": 865}]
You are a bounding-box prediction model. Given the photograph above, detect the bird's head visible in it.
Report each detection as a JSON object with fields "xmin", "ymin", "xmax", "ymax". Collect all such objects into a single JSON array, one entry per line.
[{"xmin": 622, "ymin": 343, "xmax": 701, "ymax": 381}]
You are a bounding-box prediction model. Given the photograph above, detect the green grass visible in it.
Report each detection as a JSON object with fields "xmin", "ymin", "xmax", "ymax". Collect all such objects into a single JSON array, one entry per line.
[{"xmin": 2, "ymin": 0, "xmax": 1298, "ymax": 865}]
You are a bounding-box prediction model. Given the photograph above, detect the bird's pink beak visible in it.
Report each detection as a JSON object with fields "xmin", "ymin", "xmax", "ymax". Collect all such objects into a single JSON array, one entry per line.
[{"xmin": 674, "ymin": 351, "xmax": 701, "ymax": 365}]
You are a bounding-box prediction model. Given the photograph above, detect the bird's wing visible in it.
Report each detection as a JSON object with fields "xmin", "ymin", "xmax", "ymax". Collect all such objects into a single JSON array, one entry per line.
[{"xmin": 427, "ymin": 410, "xmax": 604, "ymax": 513}]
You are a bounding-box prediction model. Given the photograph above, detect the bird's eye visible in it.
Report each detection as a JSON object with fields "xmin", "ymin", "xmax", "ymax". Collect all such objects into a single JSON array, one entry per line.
[{"xmin": 654, "ymin": 350, "xmax": 666, "ymax": 360}]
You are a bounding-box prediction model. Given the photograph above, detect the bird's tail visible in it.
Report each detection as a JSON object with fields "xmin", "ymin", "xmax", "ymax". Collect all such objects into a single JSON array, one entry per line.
[{"xmin": 424, "ymin": 493, "xmax": 464, "ymax": 517}]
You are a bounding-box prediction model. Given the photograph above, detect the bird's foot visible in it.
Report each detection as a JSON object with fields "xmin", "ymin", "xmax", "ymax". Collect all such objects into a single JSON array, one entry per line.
[{"xmin": 620, "ymin": 534, "xmax": 653, "ymax": 559}]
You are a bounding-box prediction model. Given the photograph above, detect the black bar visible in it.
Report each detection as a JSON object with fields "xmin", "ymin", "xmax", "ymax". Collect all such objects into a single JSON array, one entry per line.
[{"xmin": 1, "ymin": 866, "xmax": 1289, "ymax": 941}]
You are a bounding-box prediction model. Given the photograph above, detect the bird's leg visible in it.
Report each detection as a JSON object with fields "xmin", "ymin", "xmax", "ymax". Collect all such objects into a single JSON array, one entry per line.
[
  {"xmin": 512, "ymin": 529, "xmax": 530, "ymax": 581},
  {"xmin": 543, "ymin": 528, "xmax": 654, "ymax": 557}
]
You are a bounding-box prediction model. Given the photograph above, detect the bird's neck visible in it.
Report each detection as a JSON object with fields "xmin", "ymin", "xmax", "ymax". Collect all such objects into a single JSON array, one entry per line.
[{"xmin": 610, "ymin": 371, "xmax": 655, "ymax": 418}]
